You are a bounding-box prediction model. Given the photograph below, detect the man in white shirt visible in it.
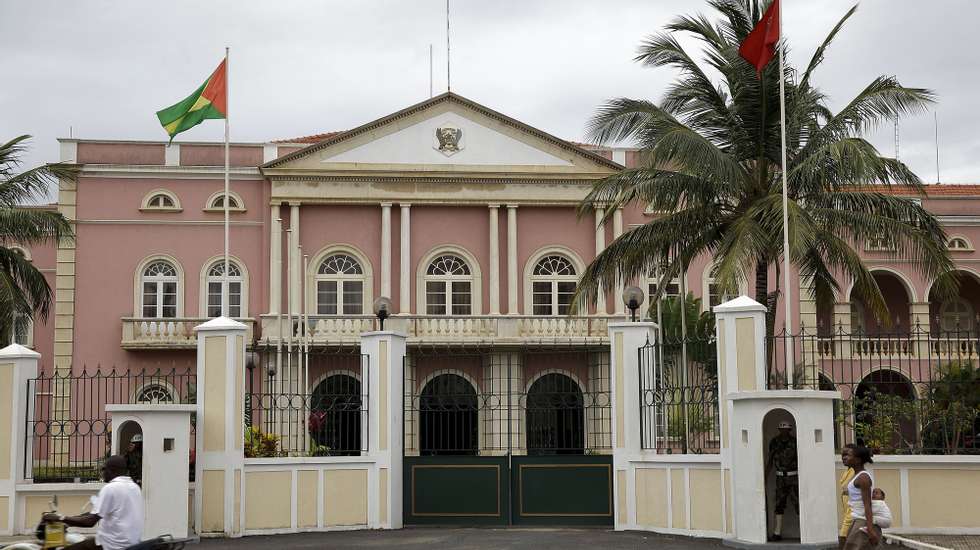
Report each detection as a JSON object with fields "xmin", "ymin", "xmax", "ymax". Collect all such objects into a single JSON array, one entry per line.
[{"xmin": 44, "ymin": 455, "xmax": 144, "ymax": 550}]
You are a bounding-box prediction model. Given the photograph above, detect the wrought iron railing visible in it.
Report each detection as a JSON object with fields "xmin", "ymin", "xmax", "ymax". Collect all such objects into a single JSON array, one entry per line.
[
  {"xmin": 25, "ymin": 367, "xmax": 197, "ymax": 482},
  {"xmin": 403, "ymin": 344, "xmax": 612, "ymax": 456},
  {"xmin": 639, "ymin": 334, "xmax": 721, "ymax": 454},
  {"xmin": 767, "ymin": 325, "xmax": 980, "ymax": 455},
  {"xmin": 247, "ymin": 346, "xmax": 369, "ymax": 457}
]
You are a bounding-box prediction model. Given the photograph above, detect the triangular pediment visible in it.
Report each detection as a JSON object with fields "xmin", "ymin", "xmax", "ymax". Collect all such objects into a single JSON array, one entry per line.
[{"xmin": 263, "ymin": 93, "xmax": 621, "ymax": 178}]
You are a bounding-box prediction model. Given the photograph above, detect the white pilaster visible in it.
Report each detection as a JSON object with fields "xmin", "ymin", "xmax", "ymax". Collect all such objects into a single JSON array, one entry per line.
[
  {"xmin": 507, "ymin": 205, "xmax": 519, "ymax": 314},
  {"xmin": 360, "ymin": 331, "xmax": 407, "ymax": 529},
  {"xmin": 489, "ymin": 205, "xmax": 501, "ymax": 315},
  {"xmin": 289, "ymin": 203, "xmax": 301, "ymax": 315},
  {"xmin": 609, "ymin": 322, "xmax": 657, "ymax": 531},
  {"xmin": 613, "ymin": 208, "xmax": 624, "ymax": 315},
  {"xmin": 595, "ymin": 208, "xmax": 607, "ymax": 314},
  {"xmin": 269, "ymin": 205, "xmax": 281, "ymax": 315},
  {"xmin": 381, "ymin": 203, "xmax": 392, "ymax": 299},
  {"xmin": 58, "ymin": 140, "xmax": 77, "ymax": 162},
  {"xmin": 0, "ymin": 344, "xmax": 39, "ymax": 535},
  {"xmin": 399, "ymin": 204, "xmax": 411, "ymax": 313},
  {"xmin": 194, "ymin": 317, "xmax": 247, "ymax": 538},
  {"xmin": 164, "ymin": 144, "xmax": 180, "ymax": 166},
  {"xmin": 262, "ymin": 144, "xmax": 278, "ymax": 163}
]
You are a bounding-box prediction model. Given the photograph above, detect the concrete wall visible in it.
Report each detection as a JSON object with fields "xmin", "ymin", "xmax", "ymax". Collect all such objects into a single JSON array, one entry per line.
[{"xmin": 628, "ymin": 457, "xmax": 730, "ymax": 538}]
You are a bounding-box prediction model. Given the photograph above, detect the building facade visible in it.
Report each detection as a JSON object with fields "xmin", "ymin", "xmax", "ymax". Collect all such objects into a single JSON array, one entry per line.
[{"xmin": 15, "ymin": 92, "xmax": 980, "ymax": 463}]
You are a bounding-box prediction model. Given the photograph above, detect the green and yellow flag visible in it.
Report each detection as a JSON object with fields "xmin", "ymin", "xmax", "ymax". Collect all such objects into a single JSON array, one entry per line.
[{"xmin": 156, "ymin": 59, "xmax": 227, "ymax": 141}]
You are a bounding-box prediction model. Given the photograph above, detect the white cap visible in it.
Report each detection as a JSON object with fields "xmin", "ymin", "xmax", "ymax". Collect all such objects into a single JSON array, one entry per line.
[{"xmin": 777, "ymin": 421, "xmax": 793, "ymax": 430}]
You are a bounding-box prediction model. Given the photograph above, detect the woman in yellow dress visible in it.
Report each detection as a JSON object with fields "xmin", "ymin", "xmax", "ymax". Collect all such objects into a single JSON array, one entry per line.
[{"xmin": 839, "ymin": 444, "xmax": 856, "ymax": 549}]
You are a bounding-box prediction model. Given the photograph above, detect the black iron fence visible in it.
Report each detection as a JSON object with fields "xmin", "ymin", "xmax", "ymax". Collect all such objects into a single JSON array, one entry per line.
[
  {"xmin": 26, "ymin": 367, "xmax": 197, "ymax": 482},
  {"xmin": 767, "ymin": 324, "xmax": 980, "ymax": 454},
  {"xmin": 639, "ymin": 334, "xmax": 721, "ymax": 454},
  {"xmin": 247, "ymin": 347, "xmax": 369, "ymax": 457},
  {"xmin": 404, "ymin": 344, "xmax": 611, "ymax": 456}
]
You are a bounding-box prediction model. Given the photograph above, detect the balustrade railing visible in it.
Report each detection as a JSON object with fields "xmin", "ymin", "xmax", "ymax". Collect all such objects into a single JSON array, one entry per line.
[{"xmin": 121, "ymin": 317, "xmax": 255, "ymax": 349}]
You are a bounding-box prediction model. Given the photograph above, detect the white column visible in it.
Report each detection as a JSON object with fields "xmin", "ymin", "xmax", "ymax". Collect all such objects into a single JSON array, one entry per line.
[
  {"xmin": 595, "ymin": 208, "xmax": 607, "ymax": 314},
  {"xmin": 609, "ymin": 322, "xmax": 657, "ymax": 531},
  {"xmin": 269, "ymin": 204, "xmax": 281, "ymax": 315},
  {"xmin": 361, "ymin": 330, "xmax": 407, "ymax": 529},
  {"xmin": 194, "ymin": 317, "xmax": 248, "ymax": 538},
  {"xmin": 0, "ymin": 344, "xmax": 39, "ymax": 535},
  {"xmin": 289, "ymin": 203, "xmax": 301, "ymax": 315},
  {"xmin": 381, "ymin": 203, "xmax": 392, "ymax": 299},
  {"xmin": 507, "ymin": 205, "xmax": 519, "ymax": 314},
  {"xmin": 399, "ymin": 204, "xmax": 411, "ymax": 313},
  {"xmin": 613, "ymin": 208, "xmax": 624, "ymax": 315},
  {"xmin": 489, "ymin": 205, "xmax": 500, "ymax": 315}
]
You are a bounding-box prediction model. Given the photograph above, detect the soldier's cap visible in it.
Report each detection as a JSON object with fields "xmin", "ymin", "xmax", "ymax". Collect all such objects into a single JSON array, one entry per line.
[
  {"xmin": 131, "ymin": 434, "xmax": 143, "ymax": 443},
  {"xmin": 777, "ymin": 421, "xmax": 793, "ymax": 430}
]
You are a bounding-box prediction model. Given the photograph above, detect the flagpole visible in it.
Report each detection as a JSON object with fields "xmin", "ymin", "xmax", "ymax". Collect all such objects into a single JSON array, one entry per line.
[
  {"xmin": 223, "ymin": 46, "xmax": 231, "ymax": 318},
  {"xmin": 777, "ymin": 3, "xmax": 793, "ymax": 386}
]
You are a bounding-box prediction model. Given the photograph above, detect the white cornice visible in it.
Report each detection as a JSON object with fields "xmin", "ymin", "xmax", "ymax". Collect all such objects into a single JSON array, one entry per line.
[
  {"xmin": 936, "ymin": 215, "xmax": 980, "ymax": 226},
  {"xmin": 76, "ymin": 219, "xmax": 264, "ymax": 226},
  {"xmin": 77, "ymin": 164, "xmax": 263, "ymax": 180}
]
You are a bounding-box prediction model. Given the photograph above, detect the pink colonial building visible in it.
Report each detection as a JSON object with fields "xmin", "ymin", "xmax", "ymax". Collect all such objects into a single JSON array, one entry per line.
[{"xmin": 16, "ymin": 92, "xmax": 980, "ymax": 469}]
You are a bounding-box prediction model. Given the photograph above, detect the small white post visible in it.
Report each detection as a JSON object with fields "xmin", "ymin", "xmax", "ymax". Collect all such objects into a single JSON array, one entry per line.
[
  {"xmin": 360, "ymin": 330, "xmax": 407, "ymax": 529},
  {"xmin": 0, "ymin": 344, "xmax": 40, "ymax": 535}
]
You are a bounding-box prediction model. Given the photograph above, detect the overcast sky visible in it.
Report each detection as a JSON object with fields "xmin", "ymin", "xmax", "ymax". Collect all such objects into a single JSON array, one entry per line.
[{"xmin": 2, "ymin": 0, "xmax": 977, "ymax": 203}]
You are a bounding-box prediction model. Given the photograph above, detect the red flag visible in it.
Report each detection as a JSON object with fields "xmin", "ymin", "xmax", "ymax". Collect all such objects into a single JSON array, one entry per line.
[{"xmin": 739, "ymin": 0, "xmax": 780, "ymax": 76}]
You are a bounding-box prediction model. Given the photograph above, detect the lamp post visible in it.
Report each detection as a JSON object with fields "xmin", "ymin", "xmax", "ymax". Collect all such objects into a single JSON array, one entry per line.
[
  {"xmin": 622, "ymin": 286, "xmax": 644, "ymax": 322},
  {"xmin": 373, "ymin": 296, "xmax": 392, "ymax": 331}
]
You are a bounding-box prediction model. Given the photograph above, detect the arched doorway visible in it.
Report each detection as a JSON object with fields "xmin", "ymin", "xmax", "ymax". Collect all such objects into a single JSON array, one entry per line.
[
  {"xmin": 928, "ymin": 270, "xmax": 980, "ymax": 336},
  {"xmin": 115, "ymin": 420, "xmax": 143, "ymax": 484},
  {"xmin": 310, "ymin": 374, "xmax": 362, "ymax": 456},
  {"xmin": 854, "ymin": 369, "xmax": 917, "ymax": 452},
  {"xmin": 526, "ymin": 373, "xmax": 585, "ymax": 455},
  {"xmin": 419, "ymin": 373, "xmax": 478, "ymax": 455},
  {"xmin": 849, "ymin": 271, "xmax": 913, "ymax": 335}
]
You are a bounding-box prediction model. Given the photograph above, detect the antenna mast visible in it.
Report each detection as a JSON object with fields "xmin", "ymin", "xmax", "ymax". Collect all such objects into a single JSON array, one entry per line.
[
  {"xmin": 446, "ymin": 0, "xmax": 451, "ymax": 92},
  {"xmin": 934, "ymin": 112, "xmax": 940, "ymax": 184}
]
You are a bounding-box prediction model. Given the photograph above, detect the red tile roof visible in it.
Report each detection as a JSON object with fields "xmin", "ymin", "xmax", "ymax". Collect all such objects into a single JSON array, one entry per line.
[
  {"xmin": 273, "ymin": 132, "xmax": 344, "ymax": 144},
  {"xmin": 854, "ymin": 184, "xmax": 980, "ymax": 197}
]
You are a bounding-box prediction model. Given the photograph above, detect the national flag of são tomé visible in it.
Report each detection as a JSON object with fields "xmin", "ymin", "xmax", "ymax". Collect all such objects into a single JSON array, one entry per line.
[{"xmin": 156, "ymin": 59, "xmax": 227, "ymax": 141}]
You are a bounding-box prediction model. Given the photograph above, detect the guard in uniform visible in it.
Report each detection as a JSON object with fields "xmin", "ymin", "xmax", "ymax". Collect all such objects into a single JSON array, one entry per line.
[
  {"xmin": 124, "ymin": 434, "xmax": 143, "ymax": 486},
  {"xmin": 766, "ymin": 420, "xmax": 799, "ymax": 541}
]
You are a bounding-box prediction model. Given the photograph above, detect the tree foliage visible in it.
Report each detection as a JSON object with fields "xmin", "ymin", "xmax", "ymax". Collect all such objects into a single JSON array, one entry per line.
[{"xmin": 574, "ymin": 0, "xmax": 955, "ymax": 331}]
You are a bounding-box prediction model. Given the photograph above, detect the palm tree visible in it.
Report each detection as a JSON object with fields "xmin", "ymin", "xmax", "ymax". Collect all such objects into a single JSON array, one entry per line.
[
  {"xmin": 575, "ymin": 0, "xmax": 954, "ymax": 335},
  {"xmin": 0, "ymin": 136, "xmax": 74, "ymax": 344}
]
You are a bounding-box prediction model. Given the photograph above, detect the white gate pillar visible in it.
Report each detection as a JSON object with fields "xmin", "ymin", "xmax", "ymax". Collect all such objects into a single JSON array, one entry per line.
[
  {"xmin": 360, "ymin": 330, "xmax": 406, "ymax": 529},
  {"xmin": 194, "ymin": 317, "xmax": 247, "ymax": 538},
  {"xmin": 609, "ymin": 321, "xmax": 657, "ymax": 530},
  {"xmin": 0, "ymin": 344, "xmax": 39, "ymax": 535}
]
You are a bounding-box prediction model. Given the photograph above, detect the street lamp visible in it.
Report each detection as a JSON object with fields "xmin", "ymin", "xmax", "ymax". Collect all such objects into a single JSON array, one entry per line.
[
  {"xmin": 622, "ymin": 286, "xmax": 644, "ymax": 322},
  {"xmin": 373, "ymin": 296, "xmax": 392, "ymax": 331}
]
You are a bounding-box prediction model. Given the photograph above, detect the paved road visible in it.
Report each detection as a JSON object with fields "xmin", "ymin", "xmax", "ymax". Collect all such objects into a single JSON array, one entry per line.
[{"xmin": 197, "ymin": 528, "xmax": 727, "ymax": 550}]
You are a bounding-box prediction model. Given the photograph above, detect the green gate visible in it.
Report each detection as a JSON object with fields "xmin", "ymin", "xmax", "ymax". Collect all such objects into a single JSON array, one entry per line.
[{"xmin": 403, "ymin": 348, "xmax": 612, "ymax": 525}]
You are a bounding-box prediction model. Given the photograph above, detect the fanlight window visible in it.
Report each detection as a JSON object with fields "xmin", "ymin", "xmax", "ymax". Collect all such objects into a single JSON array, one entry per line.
[
  {"xmin": 147, "ymin": 193, "xmax": 175, "ymax": 208},
  {"xmin": 948, "ymin": 237, "xmax": 971, "ymax": 251},
  {"xmin": 135, "ymin": 384, "xmax": 176, "ymax": 404},
  {"xmin": 425, "ymin": 254, "xmax": 472, "ymax": 315},
  {"xmin": 940, "ymin": 298, "xmax": 975, "ymax": 332},
  {"xmin": 141, "ymin": 261, "xmax": 178, "ymax": 318},
  {"xmin": 209, "ymin": 193, "xmax": 241, "ymax": 209},
  {"xmin": 532, "ymin": 255, "xmax": 577, "ymax": 316},
  {"xmin": 317, "ymin": 254, "xmax": 364, "ymax": 315},
  {"xmin": 206, "ymin": 261, "xmax": 244, "ymax": 318}
]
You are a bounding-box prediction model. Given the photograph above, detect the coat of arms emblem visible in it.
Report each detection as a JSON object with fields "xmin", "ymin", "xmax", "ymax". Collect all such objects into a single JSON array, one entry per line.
[{"xmin": 434, "ymin": 127, "xmax": 463, "ymax": 155}]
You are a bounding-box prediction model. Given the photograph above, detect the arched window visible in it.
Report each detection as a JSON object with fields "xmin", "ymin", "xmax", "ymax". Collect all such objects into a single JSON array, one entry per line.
[
  {"xmin": 135, "ymin": 383, "xmax": 176, "ymax": 404},
  {"xmin": 526, "ymin": 373, "xmax": 584, "ymax": 455},
  {"xmin": 310, "ymin": 374, "xmax": 362, "ymax": 456},
  {"xmin": 206, "ymin": 260, "xmax": 244, "ymax": 318},
  {"xmin": 419, "ymin": 374, "xmax": 478, "ymax": 455},
  {"xmin": 317, "ymin": 254, "xmax": 364, "ymax": 315},
  {"xmin": 140, "ymin": 190, "xmax": 181, "ymax": 211},
  {"xmin": 205, "ymin": 191, "xmax": 245, "ymax": 212},
  {"xmin": 424, "ymin": 254, "xmax": 472, "ymax": 315},
  {"xmin": 940, "ymin": 298, "xmax": 974, "ymax": 332},
  {"xmin": 141, "ymin": 260, "xmax": 178, "ymax": 318},
  {"xmin": 948, "ymin": 237, "xmax": 973, "ymax": 251},
  {"xmin": 531, "ymin": 255, "xmax": 577, "ymax": 316}
]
